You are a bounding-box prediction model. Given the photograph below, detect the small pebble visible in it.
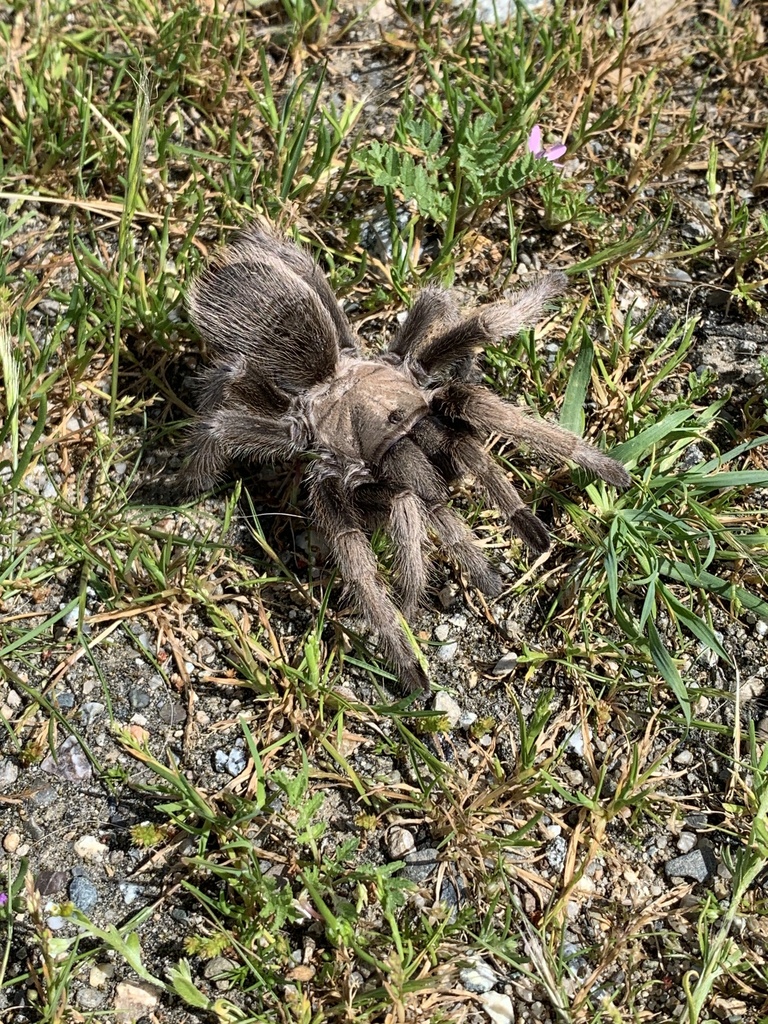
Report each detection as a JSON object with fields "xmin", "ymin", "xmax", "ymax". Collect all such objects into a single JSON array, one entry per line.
[
  {"xmin": 0, "ymin": 759, "xmax": 19, "ymax": 786},
  {"xmin": 114, "ymin": 981, "xmax": 161, "ymax": 1018},
  {"xmin": 77, "ymin": 987, "xmax": 106, "ymax": 1010},
  {"xmin": 36, "ymin": 869, "xmax": 69, "ymax": 896},
  {"xmin": 755, "ymin": 620, "xmax": 768, "ymax": 638},
  {"xmin": 546, "ymin": 836, "xmax": 568, "ymax": 873},
  {"xmin": 214, "ymin": 748, "xmax": 247, "ymax": 777},
  {"xmin": 89, "ymin": 963, "xmax": 114, "ymax": 988},
  {"xmin": 70, "ymin": 875, "xmax": 99, "ymax": 913},
  {"xmin": 479, "ymin": 991, "xmax": 515, "ymax": 1024},
  {"xmin": 387, "ymin": 825, "xmax": 416, "ymax": 859},
  {"xmin": 41, "ymin": 735, "xmax": 92, "ymax": 784},
  {"xmin": 81, "ymin": 702, "xmax": 105, "ymax": 729},
  {"xmin": 434, "ymin": 692, "xmax": 461, "ymax": 729},
  {"xmin": 677, "ymin": 832, "xmax": 697, "ymax": 854},
  {"xmin": 673, "ymin": 749, "xmax": 694, "ymax": 766},
  {"xmin": 3, "ymin": 830, "xmax": 20, "ymax": 854},
  {"xmin": 128, "ymin": 687, "xmax": 151, "ymax": 710},
  {"xmin": 434, "ymin": 623, "xmax": 451, "ymax": 642},
  {"xmin": 566, "ymin": 726, "xmax": 586, "ymax": 757},
  {"xmin": 74, "ymin": 836, "xmax": 109, "ymax": 862},
  {"xmin": 459, "ymin": 711, "xmax": 477, "ymax": 729},
  {"xmin": 159, "ymin": 701, "xmax": 187, "ymax": 725},
  {"xmin": 203, "ymin": 956, "xmax": 238, "ymax": 980},
  {"xmin": 459, "ymin": 958, "xmax": 498, "ymax": 993},
  {"xmin": 665, "ymin": 848, "xmax": 717, "ymax": 883},
  {"xmin": 118, "ymin": 881, "xmax": 144, "ymax": 905},
  {"xmin": 491, "ymin": 652, "xmax": 518, "ymax": 676},
  {"xmin": 437, "ymin": 641, "xmax": 458, "ymax": 663}
]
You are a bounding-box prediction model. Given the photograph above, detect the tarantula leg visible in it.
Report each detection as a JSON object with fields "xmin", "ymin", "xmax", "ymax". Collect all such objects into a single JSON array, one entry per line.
[
  {"xmin": 311, "ymin": 476, "xmax": 429, "ymax": 694},
  {"xmin": 410, "ymin": 273, "xmax": 568, "ymax": 381},
  {"xmin": 389, "ymin": 492, "xmax": 429, "ymax": 617},
  {"xmin": 352, "ymin": 483, "xmax": 430, "ymax": 617},
  {"xmin": 178, "ymin": 422, "xmax": 232, "ymax": 495},
  {"xmin": 179, "ymin": 410, "xmax": 306, "ymax": 495},
  {"xmin": 428, "ymin": 504, "xmax": 504, "ymax": 599},
  {"xmin": 411, "ymin": 418, "xmax": 551, "ymax": 555},
  {"xmin": 435, "ymin": 384, "xmax": 631, "ymax": 488},
  {"xmin": 379, "ymin": 436, "xmax": 502, "ymax": 597},
  {"xmin": 388, "ymin": 286, "xmax": 460, "ymax": 361}
]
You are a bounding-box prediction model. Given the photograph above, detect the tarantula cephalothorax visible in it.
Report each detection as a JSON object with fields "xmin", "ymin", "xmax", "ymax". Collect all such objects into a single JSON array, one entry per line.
[{"xmin": 183, "ymin": 226, "xmax": 630, "ymax": 693}]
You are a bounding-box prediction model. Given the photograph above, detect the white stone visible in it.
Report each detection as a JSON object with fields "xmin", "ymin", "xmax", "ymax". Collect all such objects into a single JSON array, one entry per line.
[
  {"xmin": 434, "ymin": 623, "xmax": 451, "ymax": 642},
  {"xmin": 387, "ymin": 826, "xmax": 416, "ymax": 859},
  {"xmin": 460, "ymin": 959, "xmax": 497, "ymax": 993},
  {"xmin": 434, "ymin": 692, "xmax": 461, "ymax": 728},
  {"xmin": 437, "ymin": 641, "xmax": 458, "ymax": 663},
  {"xmin": 677, "ymin": 832, "xmax": 697, "ymax": 854},
  {"xmin": 89, "ymin": 963, "xmax": 115, "ymax": 988},
  {"xmin": 479, "ymin": 991, "xmax": 515, "ymax": 1024},
  {"xmin": 74, "ymin": 836, "xmax": 109, "ymax": 862},
  {"xmin": 114, "ymin": 981, "xmax": 162, "ymax": 1020}
]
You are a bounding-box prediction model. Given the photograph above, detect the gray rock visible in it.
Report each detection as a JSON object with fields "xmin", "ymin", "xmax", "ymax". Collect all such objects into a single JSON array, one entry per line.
[
  {"xmin": 69, "ymin": 875, "xmax": 98, "ymax": 913},
  {"xmin": 55, "ymin": 691, "xmax": 75, "ymax": 709},
  {"xmin": 214, "ymin": 747, "xmax": 247, "ymax": 777},
  {"xmin": 28, "ymin": 785, "xmax": 58, "ymax": 808},
  {"xmin": 36, "ymin": 869, "xmax": 69, "ymax": 896},
  {"xmin": 402, "ymin": 847, "xmax": 439, "ymax": 883},
  {"xmin": 665, "ymin": 848, "xmax": 717, "ymax": 882},
  {"xmin": 41, "ymin": 735, "xmax": 92, "ymax": 784},
  {"xmin": 76, "ymin": 986, "xmax": 106, "ymax": 1010},
  {"xmin": 459, "ymin": 958, "xmax": 498, "ymax": 993},
  {"xmin": 118, "ymin": 881, "xmax": 144, "ymax": 905},
  {"xmin": 0, "ymin": 759, "xmax": 19, "ymax": 787},
  {"xmin": 387, "ymin": 825, "xmax": 415, "ymax": 859},
  {"xmin": 128, "ymin": 687, "xmax": 151, "ymax": 710},
  {"xmin": 80, "ymin": 702, "xmax": 105, "ymax": 729},
  {"xmin": 159, "ymin": 701, "xmax": 187, "ymax": 725},
  {"xmin": 203, "ymin": 956, "xmax": 237, "ymax": 987},
  {"xmin": 492, "ymin": 652, "xmax": 518, "ymax": 676},
  {"xmin": 437, "ymin": 641, "xmax": 458, "ymax": 663},
  {"xmin": 546, "ymin": 836, "xmax": 568, "ymax": 873}
]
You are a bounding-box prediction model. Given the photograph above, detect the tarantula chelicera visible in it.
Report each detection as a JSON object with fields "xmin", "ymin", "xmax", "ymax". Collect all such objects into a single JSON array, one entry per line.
[{"xmin": 182, "ymin": 226, "xmax": 630, "ymax": 693}]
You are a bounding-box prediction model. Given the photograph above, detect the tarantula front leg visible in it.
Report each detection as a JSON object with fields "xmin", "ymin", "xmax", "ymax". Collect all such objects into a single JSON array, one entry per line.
[
  {"xmin": 407, "ymin": 274, "xmax": 568, "ymax": 381},
  {"xmin": 352, "ymin": 482, "xmax": 430, "ymax": 618},
  {"xmin": 311, "ymin": 475, "xmax": 429, "ymax": 694},
  {"xmin": 411, "ymin": 417, "xmax": 551, "ymax": 555},
  {"xmin": 434, "ymin": 384, "xmax": 631, "ymax": 488},
  {"xmin": 379, "ymin": 438, "xmax": 503, "ymax": 598},
  {"xmin": 387, "ymin": 286, "xmax": 461, "ymax": 362},
  {"xmin": 180, "ymin": 409, "xmax": 307, "ymax": 495}
]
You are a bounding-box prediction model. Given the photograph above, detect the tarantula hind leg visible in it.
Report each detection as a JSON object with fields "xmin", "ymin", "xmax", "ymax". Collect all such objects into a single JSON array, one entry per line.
[
  {"xmin": 311, "ymin": 475, "xmax": 429, "ymax": 694},
  {"xmin": 178, "ymin": 409, "xmax": 306, "ymax": 497}
]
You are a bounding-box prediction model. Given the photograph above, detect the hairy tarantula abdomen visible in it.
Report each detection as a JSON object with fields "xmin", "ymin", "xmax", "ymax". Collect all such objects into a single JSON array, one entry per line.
[{"xmin": 182, "ymin": 225, "xmax": 631, "ymax": 695}]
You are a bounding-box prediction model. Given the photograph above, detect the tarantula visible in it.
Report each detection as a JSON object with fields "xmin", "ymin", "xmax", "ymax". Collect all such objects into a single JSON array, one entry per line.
[{"xmin": 182, "ymin": 226, "xmax": 630, "ymax": 693}]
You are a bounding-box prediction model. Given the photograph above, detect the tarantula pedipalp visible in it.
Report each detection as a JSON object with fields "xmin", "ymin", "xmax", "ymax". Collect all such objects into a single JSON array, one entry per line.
[{"xmin": 183, "ymin": 226, "xmax": 630, "ymax": 693}]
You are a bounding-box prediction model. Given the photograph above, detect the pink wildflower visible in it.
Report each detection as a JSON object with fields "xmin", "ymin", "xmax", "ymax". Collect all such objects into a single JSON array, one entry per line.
[{"xmin": 527, "ymin": 125, "xmax": 567, "ymax": 166}]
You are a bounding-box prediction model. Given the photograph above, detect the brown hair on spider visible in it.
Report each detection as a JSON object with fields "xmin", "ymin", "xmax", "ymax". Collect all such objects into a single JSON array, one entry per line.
[{"xmin": 181, "ymin": 225, "xmax": 630, "ymax": 694}]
